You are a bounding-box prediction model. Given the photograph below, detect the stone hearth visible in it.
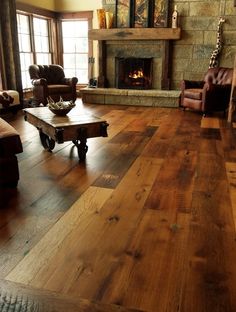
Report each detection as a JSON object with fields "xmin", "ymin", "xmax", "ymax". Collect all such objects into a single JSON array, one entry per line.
[{"xmin": 80, "ymin": 88, "xmax": 180, "ymax": 108}]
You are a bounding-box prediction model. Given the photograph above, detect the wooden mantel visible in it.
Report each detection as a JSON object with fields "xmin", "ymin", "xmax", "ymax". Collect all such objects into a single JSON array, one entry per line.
[{"xmin": 89, "ymin": 28, "xmax": 181, "ymax": 41}]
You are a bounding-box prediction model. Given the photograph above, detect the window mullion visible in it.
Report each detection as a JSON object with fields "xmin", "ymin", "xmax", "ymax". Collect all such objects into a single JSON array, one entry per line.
[{"xmin": 29, "ymin": 15, "xmax": 36, "ymax": 64}]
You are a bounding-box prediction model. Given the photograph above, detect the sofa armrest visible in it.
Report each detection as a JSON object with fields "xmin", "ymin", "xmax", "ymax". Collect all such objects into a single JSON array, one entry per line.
[
  {"xmin": 204, "ymin": 83, "xmax": 232, "ymax": 93},
  {"xmin": 31, "ymin": 78, "xmax": 47, "ymax": 86},
  {"xmin": 62, "ymin": 77, "xmax": 78, "ymax": 86},
  {"xmin": 180, "ymin": 80, "xmax": 205, "ymax": 90},
  {"xmin": 202, "ymin": 83, "xmax": 232, "ymax": 112},
  {"xmin": 0, "ymin": 118, "xmax": 23, "ymax": 156}
]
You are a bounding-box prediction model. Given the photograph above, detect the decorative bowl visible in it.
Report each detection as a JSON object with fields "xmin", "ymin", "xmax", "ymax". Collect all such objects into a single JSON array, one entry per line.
[{"xmin": 48, "ymin": 107, "xmax": 73, "ymax": 116}]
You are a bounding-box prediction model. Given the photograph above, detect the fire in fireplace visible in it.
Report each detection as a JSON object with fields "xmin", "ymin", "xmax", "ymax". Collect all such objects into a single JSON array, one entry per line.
[{"xmin": 115, "ymin": 57, "xmax": 153, "ymax": 90}]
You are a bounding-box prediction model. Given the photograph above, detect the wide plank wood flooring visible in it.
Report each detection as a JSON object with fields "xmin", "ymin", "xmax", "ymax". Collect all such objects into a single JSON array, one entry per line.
[{"xmin": 1, "ymin": 100, "xmax": 236, "ymax": 311}]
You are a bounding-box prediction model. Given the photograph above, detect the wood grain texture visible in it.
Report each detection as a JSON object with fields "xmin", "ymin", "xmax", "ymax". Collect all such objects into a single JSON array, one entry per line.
[
  {"xmin": 1, "ymin": 100, "xmax": 236, "ymax": 311},
  {"xmin": 89, "ymin": 28, "xmax": 181, "ymax": 41},
  {"xmin": 0, "ymin": 279, "xmax": 142, "ymax": 312}
]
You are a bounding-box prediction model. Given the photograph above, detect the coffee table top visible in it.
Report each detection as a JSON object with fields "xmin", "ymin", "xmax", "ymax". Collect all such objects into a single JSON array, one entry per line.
[{"xmin": 23, "ymin": 107, "xmax": 106, "ymax": 128}]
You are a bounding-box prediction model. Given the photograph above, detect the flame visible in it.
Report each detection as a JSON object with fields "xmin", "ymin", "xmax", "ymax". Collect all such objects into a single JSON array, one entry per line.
[{"xmin": 129, "ymin": 68, "xmax": 144, "ymax": 79}]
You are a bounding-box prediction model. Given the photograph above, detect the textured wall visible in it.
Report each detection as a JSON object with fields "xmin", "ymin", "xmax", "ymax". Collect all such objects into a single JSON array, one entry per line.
[
  {"xmin": 54, "ymin": 0, "xmax": 102, "ymax": 12},
  {"xmin": 171, "ymin": 0, "xmax": 236, "ymax": 89},
  {"xmin": 102, "ymin": 0, "xmax": 236, "ymax": 90},
  {"xmin": 16, "ymin": 0, "xmax": 55, "ymax": 11}
]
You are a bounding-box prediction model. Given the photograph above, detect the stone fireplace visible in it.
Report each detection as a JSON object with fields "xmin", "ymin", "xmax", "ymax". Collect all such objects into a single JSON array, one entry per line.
[
  {"xmin": 115, "ymin": 57, "xmax": 153, "ymax": 90},
  {"xmin": 80, "ymin": 28, "xmax": 181, "ymax": 108}
]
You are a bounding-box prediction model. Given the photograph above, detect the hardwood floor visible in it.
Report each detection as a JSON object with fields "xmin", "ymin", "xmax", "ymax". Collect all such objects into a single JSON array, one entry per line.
[{"xmin": 1, "ymin": 100, "xmax": 236, "ymax": 311}]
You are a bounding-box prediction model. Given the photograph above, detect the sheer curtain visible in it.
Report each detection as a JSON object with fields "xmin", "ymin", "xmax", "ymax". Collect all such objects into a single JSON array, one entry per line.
[{"xmin": 0, "ymin": 0, "xmax": 22, "ymax": 101}]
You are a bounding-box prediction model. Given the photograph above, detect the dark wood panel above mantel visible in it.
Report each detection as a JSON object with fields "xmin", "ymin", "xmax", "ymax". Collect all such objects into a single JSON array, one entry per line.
[{"xmin": 89, "ymin": 28, "xmax": 181, "ymax": 41}]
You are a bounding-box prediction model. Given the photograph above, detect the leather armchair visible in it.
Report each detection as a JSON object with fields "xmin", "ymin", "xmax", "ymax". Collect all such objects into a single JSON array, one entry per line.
[
  {"xmin": 180, "ymin": 67, "xmax": 233, "ymax": 115},
  {"xmin": 29, "ymin": 64, "xmax": 78, "ymax": 106}
]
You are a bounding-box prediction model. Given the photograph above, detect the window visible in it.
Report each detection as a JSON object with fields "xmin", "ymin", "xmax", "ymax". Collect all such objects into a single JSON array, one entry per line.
[
  {"xmin": 17, "ymin": 12, "xmax": 53, "ymax": 89},
  {"xmin": 61, "ymin": 20, "xmax": 89, "ymax": 84},
  {"xmin": 17, "ymin": 13, "xmax": 33, "ymax": 89},
  {"xmin": 33, "ymin": 17, "xmax": 52, "ymax": 65}
]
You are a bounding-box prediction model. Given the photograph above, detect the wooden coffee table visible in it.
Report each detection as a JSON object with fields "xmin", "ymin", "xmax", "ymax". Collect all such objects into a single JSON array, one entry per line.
[{"xmin": 23, "ymin": 107, "xmax": 109, "ymax": 161}]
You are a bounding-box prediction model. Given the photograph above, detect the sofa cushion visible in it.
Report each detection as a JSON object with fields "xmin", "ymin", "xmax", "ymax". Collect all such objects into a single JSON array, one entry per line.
[
  {"xmin": 183, "ymin": 88, "xmax": 203, "ymax": 100},
  {"xmin": 47, "ymin": 84, "xmax": 72, "ymax": 94}
]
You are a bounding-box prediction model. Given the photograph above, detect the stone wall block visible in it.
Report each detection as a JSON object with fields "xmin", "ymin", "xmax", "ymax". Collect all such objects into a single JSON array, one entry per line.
[
  {"xmin": 178, "ymin": 30, "xmax": 204, "ymax": 44},
  {"xmin": 224, "ymin": 31, "xmax": 236, "ymax": 45},
  {"xmin": 225, "ymin": 2, "xmax": 236, "ymax": 15},
  {"xmin": 204, "ymin": 31, "xmax": 218, "ymax": 45},
  {"xmin": 193, "ymin": 45, "xmax": 214, "ymax": 59},
  {"xmin": 190, "ymin": 2, "xmax": 220, "ymax": 17},
  {"xmin": 182, "ymin": 16, "xmax": 218, "ymax": 31},
  {"xmin": 172, "ymin": 45, "xmax": 193, "ymax": 59}
]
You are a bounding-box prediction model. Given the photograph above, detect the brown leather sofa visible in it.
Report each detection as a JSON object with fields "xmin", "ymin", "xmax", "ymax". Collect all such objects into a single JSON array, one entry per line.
[
  {"xmin": 0, "ymin": 118, "xmax": 23, "ymax": 187},
  {"xmin": 180, "ymin": 67, "xmax": 233, "ymax": 115},
  {"xmin": 29, "ymin": 64, "xmax": 78, "ymax": 106}
]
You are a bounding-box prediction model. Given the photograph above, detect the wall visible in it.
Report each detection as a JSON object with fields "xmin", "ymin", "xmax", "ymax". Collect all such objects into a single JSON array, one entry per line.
[
  {"xmin": 103, "ymin": 0, "xmax": 236, "ymax": 90},
  {"xmin": 16, "ymin": 0, "xmax": 55, "ymax": 11},
  {"xmin": 54, "ymin": 0, "xmax": 102, "ymax": 12},
  {"xmin": 16, "ymin": 0, "xmax": 236, "ymax": 90},
  {"xmin": 16, "ymin": 0, "xmax": 103, "ymax": 11},
  {"xmin": 171, "ymin": 0, "xmax": 236, "ymax": 89}
]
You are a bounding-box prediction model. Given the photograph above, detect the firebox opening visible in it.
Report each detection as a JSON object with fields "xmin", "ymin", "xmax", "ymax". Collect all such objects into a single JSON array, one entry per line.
[{"xmin": 115, "ymin": 57, "xmax": 153, "ymax": 90}]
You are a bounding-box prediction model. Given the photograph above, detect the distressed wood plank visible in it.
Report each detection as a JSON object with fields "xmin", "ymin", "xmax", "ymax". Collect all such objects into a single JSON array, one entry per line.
[
  {"xmin": 6, "ymin": 156, "xmax": 163, "ymax": 302},
  {"xmin": 6, "ymin": 186, "xmax": 113, "ymax": 285},
  {"xmin": 100, "ymin": 208, "xmax": 190, "ymax": 312},
  {"xmin": 89, "ymin": 28, "xmax": 181, "ymax": 41},
  {"xmin": 0, "ymin": 279, "xmax": 142, "ymax": 312}
]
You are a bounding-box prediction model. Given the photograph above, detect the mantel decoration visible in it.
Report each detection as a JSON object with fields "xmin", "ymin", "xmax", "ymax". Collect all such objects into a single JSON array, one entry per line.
[
  {"xmin": 153, "ymin": 0, "xmax": 169, "ymax": 27},
  {"xmin": 134, "ymin": 0, "xmax": 149, "ymax": 28},
  {"xmin": 105, "ymin": 11, "xmax": 114, "ymax": 28},
  {"xmin": 171, "ymin": 5, "xmax": 178, "ymax": 28},
  {"xmin": 209, "ymin": 17, "xmax": 225, "ymax": 68},
  {"xmin": 116, "ymin": 0, "xmax": 169, "ymax": 28},
  {"xmin": 116, "ymin": 0, "xmax": 132, "ymax": 27},
  {"xmin": 97, "ymin": 9, "xmax": 106, "ymax": 28}
]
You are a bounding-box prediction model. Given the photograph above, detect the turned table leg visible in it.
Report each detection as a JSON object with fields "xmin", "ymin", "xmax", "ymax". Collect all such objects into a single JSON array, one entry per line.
[{"xmin": 72, "ymin": 127, "xmax": 88, "ymax": 161}]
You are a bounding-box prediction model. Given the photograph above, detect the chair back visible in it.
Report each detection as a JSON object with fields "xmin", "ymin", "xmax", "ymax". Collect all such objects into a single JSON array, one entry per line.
[
  {"xmin": 204, "ymin": 67, "xmax": 233, "ymax": 85},
  {"xmin": 29, "ymin": 65, "xmax": 66, "ymax": 84}
]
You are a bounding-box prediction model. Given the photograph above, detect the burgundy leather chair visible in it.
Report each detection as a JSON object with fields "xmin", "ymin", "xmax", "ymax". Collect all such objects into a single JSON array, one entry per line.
[
  {"xmin": 180, "ymin": 67, "xmax": 233, "ymax": 115},
  {"xmin": 29, "ymin": 64, "xmax": 78, "ymax": 106}
]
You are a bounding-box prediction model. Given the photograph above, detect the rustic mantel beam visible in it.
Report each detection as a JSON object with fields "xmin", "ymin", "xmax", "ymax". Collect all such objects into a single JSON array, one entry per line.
[{"xmin": 89, "ymin": 28, "xmax": 181, "ymax": 41}]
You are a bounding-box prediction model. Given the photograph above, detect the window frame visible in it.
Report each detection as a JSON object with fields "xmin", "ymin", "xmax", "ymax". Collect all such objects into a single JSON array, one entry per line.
[
  {"xmin": 57, "ymin": 11, "xmax": 93, "ymax": 87},
  {"xmin": 32, "ymin": 15, "xmax": 53, "ymax": 64},
  {"xmin": 17, "ymin": 10, "xmax": 55, "ymax": 90},
  {"xmin": 16, "ymin": 3, "xmax": 57, "ymax": 91}
]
